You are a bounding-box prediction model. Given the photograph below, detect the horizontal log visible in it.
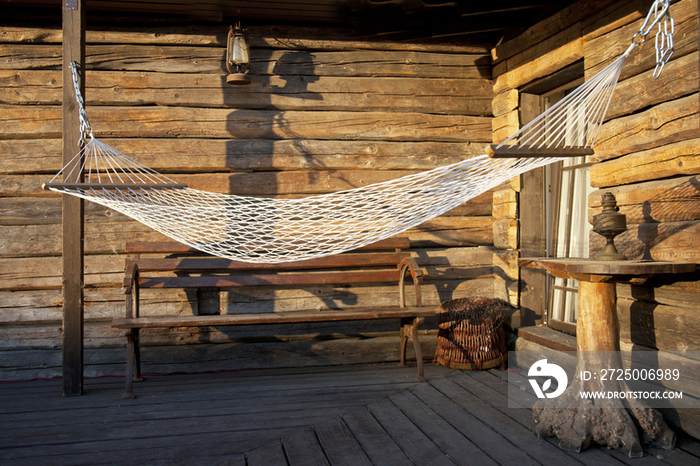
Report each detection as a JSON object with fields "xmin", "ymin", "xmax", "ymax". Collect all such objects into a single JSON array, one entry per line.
[
  {"xmin": 0, "ymin": 215, "xmax": 493, "ymax": 257},
  {"xmin": 0, "ymin": 288, "xmax": 195, "ymax": 323},
  {"xmin": 617, "ymin": 277, "xmax": 700, "ymax": 310},
  {"xmin": 1, "ymin": 25, "xmax": 489, "ymax": 53},
  {"xmin": 581, "ymin": 0, "xmax": 652, "ymax": 41},
  {"xmin": 0, "ymin": 245, "xmax": 495, "ymax": 290},
  {"xmin": 0, "ymin": 70, "xmax": 493, "ymax": 116},
  {"xmin": 618, "ymin": 298, "xmax": 700, "ymax": 352},
  {"xmin": 0, "ymin": 263, "xmax": 493, "ymax": 324},
  {"xmin": 502, "ymin": 25, "xmax": 582, "ymax": 74},
  {"xmin": 0, "ymin": 319, "xmax": 396, "ymax": 350},
  {"xmin": 493, "ymin": 277, "xmax": 519, "ymax": 307},
  {"xmin": 221, "ymin": 277, "xmax": 494, "ymax": 314},
  {"xmin": 113, "ymin": 306, "xmax": 437, "ymax": 329},
  {"xmin": 0, "ymin": 105, "xmax": 492, "ymax": 142},
  {"xmin": 490, "ymin": 0, "xmax": 618, "ymax": 65},
  {"xmin": 492, "ymin": 187, "xmax": 517, "ymax": 219},
  {"xmin": 494, "ymin": 249, "xmax": 519, "ymax": 281},
  {"xmin": 0, "ymin": 277, "xmax": 495, "ymax": 323},
  {"xmin": 0, "ymin": 276, "xmax": 492, "ymax": 350},
  {"xmin": 491, "ymin": 126, "xmax": 515, "ymax": 145},
  {"xmin": 591, "ymin": 198, "xmax": 700, "ymax": 226},
  {"xmin": 0, "ymin": 222, "xmax": 170, "ymax": 257},
  {"xmin": 490, "ymin": 110, "xmax": 518, "ymax": 135},
  {"xmin": 604, "ymin": 52, "xmax": 699, "ymax": 122},
  {"xmin": 2, "ymin": 328, "xmax": 440, "ymax": 361},
  {"xmin": 492, "ymin": 198, "xmax": 517, "ymax": 220},
  {"xmin": 0, "ymin": 44, "xmax": 491, "ymax": 78},
  {"xmin": 0, "ymin": 138, "xmax": 489, "ymax": 175},
  {"xmin": 491, "ymin": 89, "xmax": 518, "ymax": 118},
  {"xmin": 592, "ymin": 95, "xmax": 699, "ymax": 163},
  {"xmin": 407, "ymin": 216, "xmax": 493, "ymax": 245},
  {"xmin": 590, "ymin": 220, "xmax": 700, "ymax": 263},
  {"xmin": 590, "ymin": 138, "xmax": 700, "ymax": 188},
  {"xmin": 0, "ymin": 290, "xmax": 62, "ymax": 323},
  {"xmin": 0, "ymin": 335, "xmax": 441, "ymax": 379},
  {"xmin": 493, "ymin": 38, "xmax": 584, "ymax": 94},
  {"xmin": 584, "ymin": 0, "xmax": 698, "ymax": 80},
  {"xmin": 590, "ymin": 172, "xmax": 700, "ymax": 205},
  {"xmin": 589, "ymin": 175, "xmax": 700, "ymax": 224},
  {"xmin": 493, "ymin": 218, "xmax": 518, "ymax": 250},
  {"xmin": 173, "ymin": 170, "xmax": 422, "ymax": 194},
  {"xmin": 0, "ymin": 189, "xmax": 492, "ymax": 227},
  {"xmin": 0, "ymin": 255, "xmax": 125, "ymax": 290}
]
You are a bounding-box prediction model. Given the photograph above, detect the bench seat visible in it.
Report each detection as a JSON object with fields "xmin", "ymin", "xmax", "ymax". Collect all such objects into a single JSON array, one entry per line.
[{"xmin": 113, "ymin": 306, "xmax": 436, "ymax": 329}]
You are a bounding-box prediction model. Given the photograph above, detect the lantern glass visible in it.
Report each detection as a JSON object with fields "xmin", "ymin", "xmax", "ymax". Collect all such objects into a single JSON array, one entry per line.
[
  {"xmin": 226, "ymin": 23, "xmax": 251, "ymax": 85},
  {"xmin": 231, "ymin": 35, "xmax": 249, "ymax": 65}
]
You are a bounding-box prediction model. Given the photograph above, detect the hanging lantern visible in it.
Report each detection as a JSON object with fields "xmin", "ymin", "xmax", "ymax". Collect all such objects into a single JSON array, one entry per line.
[{"xmin": 226, "ymin": 23, "xmax": 251, "ymax": 85}]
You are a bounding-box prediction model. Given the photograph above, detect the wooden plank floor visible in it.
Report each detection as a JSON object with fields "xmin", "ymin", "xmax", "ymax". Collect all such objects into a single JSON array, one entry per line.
[{"xmin": 1, "ymin": 363, "xmax": 700, "ymax": 465}]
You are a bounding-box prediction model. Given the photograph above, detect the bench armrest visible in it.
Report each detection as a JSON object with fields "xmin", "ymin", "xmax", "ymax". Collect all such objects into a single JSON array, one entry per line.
[
  {"xmin": 398, "ymin": 257, "xmax": 425, "ymax": 308},
  {"xmin": 124, "ymin": 261, "xmax": 140, "ymax": 319}
]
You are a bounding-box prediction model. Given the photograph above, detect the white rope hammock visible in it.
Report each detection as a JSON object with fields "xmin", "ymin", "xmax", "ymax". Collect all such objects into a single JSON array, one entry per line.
[{"xmin": 45, "ymin": 1, "xmax": 674, "ymax": 263}]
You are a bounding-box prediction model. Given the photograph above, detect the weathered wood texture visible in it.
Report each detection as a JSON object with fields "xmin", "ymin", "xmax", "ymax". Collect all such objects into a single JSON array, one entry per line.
[
  {"xmin": 0, "ymin": 25, "xmax": 495, "ymax": 377},
  {"xmin": 583, "ymin": 0, "xmax": 700, "ymax": 370},
  {"xmin": 490, "ymin": 0, "xmax": 700, "ymax": 394},
  {"xmin": 3, "ymin": 363, "xmax": 698, "ymax": 464}
]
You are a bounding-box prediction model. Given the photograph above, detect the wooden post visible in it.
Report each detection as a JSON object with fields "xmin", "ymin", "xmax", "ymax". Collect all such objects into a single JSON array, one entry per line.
[
  {"xmin": 62, "ymin": 0, "xmax": 86, "ymax": 396},
  {"xmin": 518, "ymin": 93, "xmax": 546, "ymax": 327}
]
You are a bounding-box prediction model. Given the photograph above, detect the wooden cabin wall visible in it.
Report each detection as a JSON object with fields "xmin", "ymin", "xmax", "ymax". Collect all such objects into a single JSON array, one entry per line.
[
  {"xmin": 0, "ymin": 24, "xmax": 496, "ymax": 378},
  {"xmin": 492, "ymin": 0, "xmax": 699, "ymax": 438}
]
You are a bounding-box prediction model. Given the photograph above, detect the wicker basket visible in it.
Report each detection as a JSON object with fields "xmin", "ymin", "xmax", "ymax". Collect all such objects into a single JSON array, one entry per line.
[{"xmin": 435, "ymin": 297, "xmax": 508, "ymax": 370}]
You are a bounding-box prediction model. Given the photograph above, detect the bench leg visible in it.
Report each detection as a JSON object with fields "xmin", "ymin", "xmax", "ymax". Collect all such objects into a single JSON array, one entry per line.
[
  {"xmin": 123, "ymin": 329, "xmax": 143, "ymax": 399},
  {"xmin": 398, "ymin": 317, "xmax": 427, "ymax": 382},
  {"xmin": 133, "ymin": 328, "xmax": 143, "ymax": 382},
  {"xmin": 398, "ymin": 318, "xmax": 410, "ymax": 368}
]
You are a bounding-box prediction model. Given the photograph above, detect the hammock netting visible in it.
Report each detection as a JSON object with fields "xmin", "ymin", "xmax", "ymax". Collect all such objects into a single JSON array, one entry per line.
[{"xmin": 46, "ymin": 1, "xmax": 674, "ymax": 263}]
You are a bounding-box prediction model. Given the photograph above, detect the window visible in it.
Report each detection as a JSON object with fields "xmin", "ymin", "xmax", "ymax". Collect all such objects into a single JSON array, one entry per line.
[
  {"xmin": 518, "ymin": 62, "xmax": 589, "ymax": 334},
  {"xmin": 542, "ymin": 80, "xmax": 592, "ymax": 335}
]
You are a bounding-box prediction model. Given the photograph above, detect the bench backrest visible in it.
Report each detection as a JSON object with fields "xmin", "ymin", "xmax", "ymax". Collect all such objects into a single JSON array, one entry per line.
[{"xmin": 125, "ymin": 238, "xmax": 413, "ymax": 289}]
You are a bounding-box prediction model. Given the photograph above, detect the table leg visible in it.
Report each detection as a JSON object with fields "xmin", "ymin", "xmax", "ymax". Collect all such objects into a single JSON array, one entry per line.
[{"xmin": 532, "ymin": 281, "xmax": 675, "ymax": 457}]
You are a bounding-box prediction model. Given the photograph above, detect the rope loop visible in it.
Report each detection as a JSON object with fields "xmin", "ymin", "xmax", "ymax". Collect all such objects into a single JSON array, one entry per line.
[{"xmin": 68, "ymin": 61, "xmax": 93, "ymax": 146}]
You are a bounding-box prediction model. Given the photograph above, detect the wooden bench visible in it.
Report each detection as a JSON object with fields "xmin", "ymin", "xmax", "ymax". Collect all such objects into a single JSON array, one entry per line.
[{"xmin": 112, "ymin": 238, "xmax": 437, "ymax": 398}]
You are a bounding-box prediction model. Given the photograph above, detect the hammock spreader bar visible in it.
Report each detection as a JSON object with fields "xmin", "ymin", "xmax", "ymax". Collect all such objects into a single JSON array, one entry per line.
[
  {"xmin": 486, "ymin": 146, "xmax": 595, "ymax": 159},
  {"xmin": 43, "ymin": 182, "xmax": 188, "ymax": 191}
]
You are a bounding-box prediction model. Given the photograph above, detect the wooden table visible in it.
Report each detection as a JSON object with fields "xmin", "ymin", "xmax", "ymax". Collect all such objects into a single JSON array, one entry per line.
[{"xmin": 519, "ymin": 258, "xmax": 695, "ymax": 458}]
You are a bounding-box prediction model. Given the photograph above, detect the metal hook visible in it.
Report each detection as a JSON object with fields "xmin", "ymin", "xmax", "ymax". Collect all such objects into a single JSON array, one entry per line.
[
  {"xmin": 638, "ymin": 0, "xmax": 670, "ymax": 38},
  {"xmin": 628, "ymin": 0, "xmax": 674, "ymax": 78}
]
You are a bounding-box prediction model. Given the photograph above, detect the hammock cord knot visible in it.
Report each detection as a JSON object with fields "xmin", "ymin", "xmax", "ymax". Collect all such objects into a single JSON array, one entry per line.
[{"xmin": 69, "ymin": 61, "xmax": 94, "ymax": 146}]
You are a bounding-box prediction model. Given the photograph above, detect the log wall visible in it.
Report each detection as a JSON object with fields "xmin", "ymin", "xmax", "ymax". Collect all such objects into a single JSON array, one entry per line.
[
  {"xmin": 0, "ymin": 24, "xmax": 496, "ymax": 378},
  {"xmin": 492, "ymin": 0, "xmax": 699, "ymax": 438}
]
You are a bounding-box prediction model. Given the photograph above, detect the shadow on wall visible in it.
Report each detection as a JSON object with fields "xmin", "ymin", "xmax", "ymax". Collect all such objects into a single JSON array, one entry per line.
[{"xmin": 220, "ymin": 46, "xmax": 359, "ymax": 318}]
